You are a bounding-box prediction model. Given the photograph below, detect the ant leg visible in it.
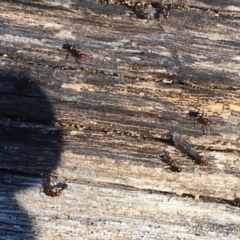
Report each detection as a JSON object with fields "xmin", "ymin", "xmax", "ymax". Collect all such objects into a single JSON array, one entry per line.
[
  {"xmin": 65, "ymin": 39, "xmax": 70, "ymax": 45},
  {"xmin": 74, "ymin": 57, "xmax": 79, "ymax": 63},
  {"xmin": 120, "ymin": 5, "xmax": 127, "ymax": 15},
  {"xmin": 149, "ymin": 13, "xmax": 152, "ymax": 21},
  {"xmin": 193, "ymin": 118, "xmax": 196, "ymax": 129},
  {"xmin": 207, "ymin": 126, "xmax": 210, "ymax": 136},
  {"xmin": 39, "ymin": 185, "xmax": 46, "ymax": 198},
  {"xmin": 146, "ymin": 13, "xmax": 151, "ymax": 23},
  {"xmin": 170, "ymin": 121, "xmax": 174, "ymax": 132},
  {"xmin": 66, "ymin": 52, "xmax": 70, "ymax": 59},
  {"xmin": 163, "ymin": 148, "xmax": 169, "ymax": 156},
  {"xmin": 74, "ymin": 57, "xmax": 81, "ymax": 67},
  {"xmin": 130, "ymin": 13, "xmax": 137, "ymax": 21}
]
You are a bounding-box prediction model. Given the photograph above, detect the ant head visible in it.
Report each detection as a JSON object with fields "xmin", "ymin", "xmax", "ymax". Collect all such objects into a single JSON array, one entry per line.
[
  {"xmin": 170, "ymin": 165, "xmax": 181, "ymax": 172},
  {"xmin": 201, "ymin": 157, "xmax": 208, "ymax": 166},
  {"xmin": 176, "ymin": 166, "xmax": 181, "ymax": 172},
  {"xmin": 233, "ymin": 198, "xmax": 240, "ymax": 206}
]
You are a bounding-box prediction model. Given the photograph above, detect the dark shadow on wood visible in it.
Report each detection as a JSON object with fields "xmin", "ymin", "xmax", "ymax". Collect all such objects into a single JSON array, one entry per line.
[{"xmin": 0, "ymin": 71, "xmax": 62, "ymax": 239}]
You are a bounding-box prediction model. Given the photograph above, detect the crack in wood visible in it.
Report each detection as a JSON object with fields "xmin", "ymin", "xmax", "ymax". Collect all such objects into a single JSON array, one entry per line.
[{"xmin": 4, "ymin": 54, "xmax": 240, "ymax": 94}]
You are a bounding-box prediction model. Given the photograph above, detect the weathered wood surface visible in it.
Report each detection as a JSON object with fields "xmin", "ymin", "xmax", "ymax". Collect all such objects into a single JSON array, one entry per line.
[{"xmin": 0, "ymin": 0, "xmax": 240, "ymax": 239}]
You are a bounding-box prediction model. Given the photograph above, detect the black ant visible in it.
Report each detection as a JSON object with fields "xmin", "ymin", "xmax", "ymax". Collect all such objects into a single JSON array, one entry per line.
[
  {"xmin": 43, "ymin": 174, "xmax": 68, "ymax": 197},
  {"xmin": 197, "ymin": 113, "xmax": 211, "ymax": 135},
  {"xmin": 164, "ymin": 121, "xmax": 209, "ymax": 167},
  {"xmin": 121, "ymin": 3, "xmax": 151, "ymax": 21},
  {"xmin": 173, "ymin": 135, "xmax": 208, "ymax": 166},
  {"xmin": 163, "ymin": 149, "xmax": 181, "ymax": 172},
  {"xmin": 197, "ymin": 114, "xmax": 211, "ymax": 127},
  {"xmin": 164, "ymin": 121, "xmax": 192, "ymax": 150},
  {"xmin": 187, "ymin": 110, "xmax": 200, "ymax": 119},
  {"xmin": 187, "ymin": 110, "xmax": 201, "ymax": 128},
  {"xmin": 63, "ymin": 40, "xmax": 86, "ymax": 62},
  {"xmin": 187, "ymin": 150, "xmax": 208, "ymax": 166},
  {"xmin": 132, "ymin": 4, "xmax": 151, "ymax": 21},
  {"xmin": 233, "ymin": 198, "xmax": 240, "ymax": 207},
  {"xmin": 172, "ymin": 133, "xmax": 192, "ymax": 152},
  {"xmin": 168, "ymin": 129, "xmax": 208, "ymax": 166},
  {"xmin": 187, "ymin": 111, "xmax": 211, "ymax": 135},
  {"xmin": 162, "ymin": 4, "xmax": 171, "ymax": 20}
]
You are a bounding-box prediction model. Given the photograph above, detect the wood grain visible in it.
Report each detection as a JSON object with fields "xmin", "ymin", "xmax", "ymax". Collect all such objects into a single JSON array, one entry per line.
[{"xmin": 0, "ymin": 0, "xmax": 240, "ymax": 239}]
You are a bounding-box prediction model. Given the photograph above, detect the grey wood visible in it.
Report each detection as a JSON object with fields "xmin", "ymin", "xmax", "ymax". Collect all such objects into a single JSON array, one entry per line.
[{"xmin": 0, "ymin": 0, "xmax": 240, "ymax": 239}]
